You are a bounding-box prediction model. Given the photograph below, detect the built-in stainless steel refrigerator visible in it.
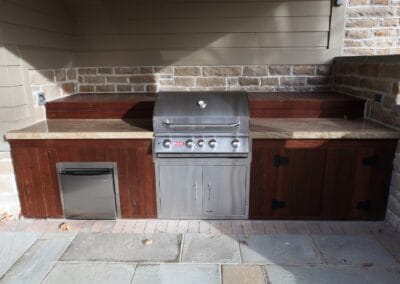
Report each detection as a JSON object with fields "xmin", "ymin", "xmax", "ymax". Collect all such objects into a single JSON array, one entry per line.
[{"xmin": 56, "ymin": 163, "xmax": 120, "ymax": 219}]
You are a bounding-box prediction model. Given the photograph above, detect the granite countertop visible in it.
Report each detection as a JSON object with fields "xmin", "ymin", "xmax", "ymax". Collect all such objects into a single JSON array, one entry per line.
[
  {"xmin": 5, "ymin": 118, "xmax": 400, "ymax": 140},
  {"xmin": 250, "ymin": 118, "xmax": 400, "ymax": 139},
  {"xmin": 5, "ymin": 119, "xmax": 154, "ymax": 140}
]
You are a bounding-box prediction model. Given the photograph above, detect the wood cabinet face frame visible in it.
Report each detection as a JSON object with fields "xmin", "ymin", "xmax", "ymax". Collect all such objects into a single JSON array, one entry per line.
[{"xmin": 10, "ymin": 139, "xmax": 157, "ymax": 218}]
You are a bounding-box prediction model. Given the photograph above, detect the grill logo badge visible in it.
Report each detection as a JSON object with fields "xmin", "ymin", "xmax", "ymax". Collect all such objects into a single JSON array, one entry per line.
[{"xmin": 197, "ymin": 100, "xmax": 207, "ymax": 109}]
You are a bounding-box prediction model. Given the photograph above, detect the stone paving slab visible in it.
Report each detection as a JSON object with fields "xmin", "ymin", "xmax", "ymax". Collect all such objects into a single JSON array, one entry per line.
[
  {"xmin": 0, "ymin": 232, "xmax": 40, "ymax": 277},
  {"xmin": 1, "ymin": 219, "xmax": 394, "ymax": 236},
  {"xmin": 240, "ymin": 234, "xmax": 322, "ymax": 265},
  {"xmin": 312, "ymin": 235, "xmax": 397, "ymax": 266},
  {"xmin": 132, "ymin": 264, "xmax": 220, "ymax": 284},
  {"xmin": 0, "ymin": 221, "xmax": 399, "ymax": 284},
  {"xmin": 1, "ymin": 233, "xmax": 75, "ymax": 284},
  {"xmin": 265, "ymin": 264, "xmax": 400, "ymax": 284},
  {"xmin": 222, "ymin": 265, "xmax": 266, "ymax": 284},
  {"xmin": 42, "ymin": 262, "xmax": 136, "ymax": 284},
  {"xmin": 181, "ymin": 234, "xmax": 241, "ymax": 263},
  {"xmin": 373, "ymin": 230, "xmax": 400, "ymax": 263},
  {"xmin": 60, "ymin": 233, "xmax": 181, "ymax": 262}
]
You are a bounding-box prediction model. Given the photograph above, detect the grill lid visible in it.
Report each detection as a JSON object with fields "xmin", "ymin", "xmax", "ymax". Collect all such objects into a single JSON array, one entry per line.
[{"xmin": 153, "ymin": 91, "xmax": 249, "ymax": 135}]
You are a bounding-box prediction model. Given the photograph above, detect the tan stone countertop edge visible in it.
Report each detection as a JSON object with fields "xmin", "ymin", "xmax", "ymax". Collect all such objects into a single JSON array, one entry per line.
[
  {"xmin": 6, "ymin": 131, "xmax": 400, "ymax": 140},
  {"xmin": 5, "ymin": 118, "xmax": 400, "ymax": 140},
  {"xmin": 250, "ymin": 131, "xmax": 400, "ymax": 139},
  {"xmin": 5, "ymin": 132, "xmax": 154, "ymax": 140}
]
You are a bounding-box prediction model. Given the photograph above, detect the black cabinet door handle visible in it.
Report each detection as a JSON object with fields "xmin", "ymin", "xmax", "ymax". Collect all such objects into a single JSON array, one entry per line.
[
  {"xmin": 272, "ymin": 199, "xmax": 286, "ymax": 210},
  {"xmin": 357, "ymin": 200, "xmax": 371, "ymax": 211},
  {"xmin": 362, "ymin": 155, "xmax": 378, "ymax": 166},
  {"xmin": 273, "ymin": 155, "xmax": 289, "ymax": 167}
]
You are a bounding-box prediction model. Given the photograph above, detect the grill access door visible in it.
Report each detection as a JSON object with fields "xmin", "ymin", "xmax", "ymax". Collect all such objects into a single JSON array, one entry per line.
[
  {"xmin": 202, "ymin": 165, "xmax": 247, "ymax": 218},
  {"xmin": 158, "ymin": 166, "xmax": 203, "ymax": 218}
]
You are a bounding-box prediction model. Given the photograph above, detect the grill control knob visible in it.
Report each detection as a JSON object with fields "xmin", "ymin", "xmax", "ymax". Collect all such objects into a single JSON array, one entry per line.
[
  {"xmin": 232, "ymin": 139, "xmax": 240, "ymax": 148},
  {"xmin": 197, "ymin": 139, "xmax": 205, "ymax": 147},
  {"xmin": 186, "ymin": 139, "xmax": 194, "ymax": 148},
  {"xmin": 209, "ymin": 139, "xmax": 217, "ymax": 148},
  {"xmin": 163, "ymin": 139, "xmax": 171, "ymax": 148}
]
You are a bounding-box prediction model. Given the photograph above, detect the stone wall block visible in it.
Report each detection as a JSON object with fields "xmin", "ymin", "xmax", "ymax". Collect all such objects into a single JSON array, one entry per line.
[
  {"xmin": 381, "ymin": 64, "xmax": 400, "ymax": 79},
  {"xmin": 78, "ymin": 68, "xmax": 97, "ymax": 75},
  {"xmin": 358, "ymin": 63, "xmax": 381, "ymax": 77},
  {"xmin": 269, "ymin": 66, "xmax": 291, "ymax": 75},
  {"xmin": 95, "ymin": 85, "xmax": 115, "ymax": 92},
  {"xmin": 175, "ymin": 67, "xmax": 201, "ymax": 76},
  {"xmin": 203, "ymin": 66, "xmax": 242, "ymax": 77},
  {"xmin": 280, "ymin": 77, "xmax": 306, "ymax": 86},
  {"xmin": 98, "ymin": 67, "xmax": 114, "ymax": 74},
  {"xmin": 175, "ymin": 77, "xmax": 195, "ymax": 87},
  {"xmin": 359, "ymin": 78, "xmax": 392, "ymax": 93},
  {"xmin": 238, "ymin": 77, "xmax": 260, "ymax": 86},
  {"xmin": 243, "ymin": 66, "xmax": 268, "ymax": 76},
  {"xmin": 196, "ymin": 77, "xmax": 226, "ymax": 87},
  {"xmin": 261, "ymin": 78, "xmax": 279, "ymax": 86}
]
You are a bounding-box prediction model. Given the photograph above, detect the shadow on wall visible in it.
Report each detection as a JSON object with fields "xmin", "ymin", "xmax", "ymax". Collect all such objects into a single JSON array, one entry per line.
[
  {"xmin": 333, "ymin": 55, "xmax": 400, "ymax": 129},
  {"xmin": 1, "ymin": 0, "xmax": 336, "ymax": 98}
]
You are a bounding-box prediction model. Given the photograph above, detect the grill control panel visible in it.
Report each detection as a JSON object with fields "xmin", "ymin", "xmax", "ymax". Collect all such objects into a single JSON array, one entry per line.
[{"xmin": 154, "ymin": 136, "xmax": 249, "ymax": 154}]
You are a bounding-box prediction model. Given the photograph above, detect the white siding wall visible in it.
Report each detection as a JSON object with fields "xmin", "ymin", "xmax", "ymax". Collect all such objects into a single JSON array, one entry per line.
[
  {"xmin": 0, "ymin": 0, "xmax": 75, "ymax": 216},
  {"xmin": 67, "ymin": 0, "xmax": 344, "ymax": 66}
]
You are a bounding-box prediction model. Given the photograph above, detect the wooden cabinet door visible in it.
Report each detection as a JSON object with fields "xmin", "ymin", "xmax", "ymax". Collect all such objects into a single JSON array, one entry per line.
[
  {"xmin": 322, "ymin": 140, "xmax": 396, "ymax": 220},
  {"xmin": 249, "ymin": 140, "xmax": 282, "ymax": 219},
  {"xmin": 272, "ymin": 140, "xmax": 327, "ymax": 219},
  {"xmin": 250, "ymin": 140, "xmax": 327, "ymax": 219}
]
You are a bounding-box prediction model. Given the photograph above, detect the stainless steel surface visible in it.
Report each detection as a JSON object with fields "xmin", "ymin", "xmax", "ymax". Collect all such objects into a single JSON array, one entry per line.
[
  {"xmin": 162, "ymin": 121, "xmax": 240, "ymax": 129},
  {"xmin": 56, "ymin": 162, "xmax": 119, "ymax": 220},
  {"xmin": 156, "ymin": 158, "xmax": 250, "ymax": 219},
  {"xmin": 202, "ymin": 165, "xmax": 246, "ymax": 217},
  {"xmin": 158, "ymin": 166, "xmax": 203, "ymax": 218},
  {"xmin": 154, "ymin": 136, "xmax": 249, "ymax": 155},
  {"xmin": 153, "ymin": 91, "xmax": 249, "ymax": 136},
  {"xmin": 153, "ymin": 91, "xmax": 251, "ymax": 219}
]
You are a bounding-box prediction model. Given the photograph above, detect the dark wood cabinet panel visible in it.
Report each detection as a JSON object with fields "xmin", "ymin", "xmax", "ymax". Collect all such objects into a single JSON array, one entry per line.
[
  {"xmin": 11, "ymin": 137, "xmax": 396, "ymax": 220},
  {"xmin": 10, "ymin": 139, "xmax": 156, "ymax": 219},
  {"xmin": 11, "ymin": 145, "xmax": 63, "ymax": 218},
  {"xmin": 322, "ymin": 140, "xmax": 397, "ymax": 220},
  {"xmin": 46, "ymin": 92, "xmax": 365, "ymax": 119},
  {"xmin": 249, "ymin": 140, "xmax": 282, "ymax": 219},
  {"xmin": 250, "ymin": 139, "xmax": 396, "ymax": 220},
  {"xmin": 276, "ymin": 140, "xmax": 326, "ymax": 219},
  {"xmin": 250, "ymin": 140, "xmax": 327, "ymax": 219}
]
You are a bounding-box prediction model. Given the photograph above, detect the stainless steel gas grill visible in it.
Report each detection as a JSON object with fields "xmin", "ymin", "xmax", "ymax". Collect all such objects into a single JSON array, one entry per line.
[{"xmin": 153, "ymin": 92, "xmax": 251, "ymax": 219}]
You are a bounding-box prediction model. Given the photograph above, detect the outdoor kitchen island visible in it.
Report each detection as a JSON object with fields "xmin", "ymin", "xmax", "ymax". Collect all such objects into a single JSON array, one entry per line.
[{"xmin": 5, "ymin": 92, "xmax": 400, "ymax": 221}]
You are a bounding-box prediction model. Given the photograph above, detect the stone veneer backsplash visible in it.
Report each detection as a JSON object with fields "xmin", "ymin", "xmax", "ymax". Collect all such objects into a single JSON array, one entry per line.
[
  {"xmin": 29, "ymin": 65, "xmax": 332, "ymax": 99},
  {"xmin": 333, "ymin": 56, "xmax": 400, "ymax": 127}
]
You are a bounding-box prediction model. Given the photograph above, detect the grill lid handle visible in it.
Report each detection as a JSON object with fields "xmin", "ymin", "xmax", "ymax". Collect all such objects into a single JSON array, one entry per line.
[{"xmin": 162, "ymin": 120, "xmax": 240, "ymax": 128}]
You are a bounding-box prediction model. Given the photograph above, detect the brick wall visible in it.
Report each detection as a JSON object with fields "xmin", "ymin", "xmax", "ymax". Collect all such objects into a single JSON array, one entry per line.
[
  {"xmin": 344, "ymin": 0, "xmax": 400, "ymax": 55},
  {"xmin": 29, "ymin": 68, "xmax": 78, "ymax": 121},
  {"xmin": 29, "ymin": 65, "xmax": 332, "ymax": 96},
  {"xmin": 333, "ymin": 55, "xmax": 400, "ymax": 231},
  {"xmin": 333, "ymin": 55, "xmax": 400, "ymax": 126}
]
